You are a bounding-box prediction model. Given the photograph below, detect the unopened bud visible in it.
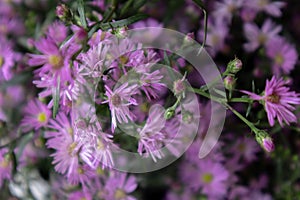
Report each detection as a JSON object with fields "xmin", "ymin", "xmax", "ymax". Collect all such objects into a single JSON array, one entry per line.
[
  {"xmin": 224, "ymin": 75, "xmax": 236, "ymax": 90},
  {"xmin": 164, "ymin": 108, "xmax": 175, "ymax": 120},
  {"xmin": 56, "ymin": 4, "xmax": 73, "ymax": 24},
  {"xmin": 113, "ymin": 27, "xmax": 128, "ymax": 38},
  {"xmin": 255, "ymin": 130, "xmax": 275, "ymax": 152},
  {"xmin": 227, "ymin": 58, "xmax": 242, "ymax": 74}
]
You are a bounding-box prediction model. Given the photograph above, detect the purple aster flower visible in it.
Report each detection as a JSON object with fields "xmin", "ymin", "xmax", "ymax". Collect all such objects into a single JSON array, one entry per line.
[
  {"xmin": 137, "ymin": 105, "xmax": 166, "ymax": 162},
  {"xmin": 0, "ymin": 17, "xmax": 24, "ymax": 36},
  {"xmin": 198, "ymin": 18, "xmax": 229, "ymax": 57},
  {"xmin": 103, "ymin": 83, "xmax": 138, "ymax": 132},
  {"xmin": 0, "ymin": 37, "xmax": 15, "ymax": 80},
  {"xmin": 180, "ymin": 158, "xmax": 229, "ymax": 199},
  {"xmin": 28, "ymin": 36, "xmax": 78, "ymax": 79},
  {"xmin": 242, "ymin": 76, "xmax": 300, "ymax": 127},
  {"xmin": 67, "ymin": 164, "xmax": 94, "ymax": 186},
  {"xmin": 68, "ymin": 190, "xmax": 92, "ymax": 200},
  {"xmin": 244, "ymin": 19, "xmax": 281, "ymax": 52},
  {"xmin": 104, "ymin": 172, "xmax": 137, "ymax": 200},
  {"xmin": 79, "ymin": 42, "xmax": 110, "ymax": 78},
  {"xmin": 21, "ymin": 98, "xmax": 51, "ymax": 132},
  {"xmin": 213, "ymin": 0, "xmax": 245, "ymax": 24},
  {"xmin": 266, "ymin": 37, "xmax": 298, "ymax": 75},
  {"xmin": 196, "ymin": 159, "xmax": 229, "ymax": 199},
  {"xmin": 47, "ymin": 21, "xmax": 68, "ymax": 45},
  {"xmin": 262, "ymin": 137, "xmax": 275, "ymax": 152},
  {"xmin": 134, "ymin": 64, "xmax": 165, "ymax": 100},
  {"xmin": 0, "ymin": 148, "xmax": 12, "ymax": 187},
  {"xmin": 230, "ymin": 136, "xmax": 260, "ymax": 162},
  {"xmin": 246, "ymin": 0, "xmax": 285, "ymax": 17},
  {"xmin": 45, "ymin": 113, "xmax": 86, "ymax": 180}
]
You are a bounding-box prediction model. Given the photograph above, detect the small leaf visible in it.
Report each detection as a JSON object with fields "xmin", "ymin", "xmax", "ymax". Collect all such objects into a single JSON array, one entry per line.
[
  {"xmin": 16, "ymin": 132, "xmax": 34, "ymax": 161},
  {"xmin": 89, "ymin": 13, "xmax": 147, "ymax": 35},
  {"xmin": 213, "ymin": 88, "xmax": 227, "ymax": 98},
  {"xmin": 192, "ymin": 0, "xmax": 205, "ymax": 10},
  {"xmin": 120, "ymin": 0, "xmax": 134, "ymax": 17},
  {"xmin": 77, "ymin": 0, "xmax": 87, "ymax": 29},
  {"xmin": 53, "ymin": 77, "xmax": 60, "ymax": 118}
]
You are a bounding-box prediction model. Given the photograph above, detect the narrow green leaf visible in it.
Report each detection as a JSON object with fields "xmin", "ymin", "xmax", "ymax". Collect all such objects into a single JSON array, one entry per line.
[
  {"xmin": 77, "ymin": 0, "xmax": 87, "ymax": 29},
  {"xmin": 53, "ymin": 77, "xmax": 60, "ymax": 118},
  {"xmin": 16, "ymin": 132, "xmax": 34, "ymax": 161},
  {"xmin": 213, "ymin": 88, "xmax": 227, "ymax": 98},
  {"xmin": 120, "ymin": 0, "xmax": 135, "ymax": 17},
  {"xmin": 89, "ymin": 13, "xmax": 147, "ymax": 36},
  {"xmin": 163, "ymin": 51, "xmax": 176, "ymax": 82},
  {"xmin": 192, "ymin": 0, "xmax": 205, "ymax": 10}
]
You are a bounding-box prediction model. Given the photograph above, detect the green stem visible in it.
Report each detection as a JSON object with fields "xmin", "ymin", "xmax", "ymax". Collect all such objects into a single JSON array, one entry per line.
[{"xmin": 190, "ymin": 87, "xmax": 260, "ymax": 134}]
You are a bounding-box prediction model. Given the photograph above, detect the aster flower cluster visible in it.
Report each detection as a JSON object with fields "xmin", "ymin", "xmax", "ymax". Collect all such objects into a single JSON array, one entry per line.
[{"xmin": 0, "ymin": 0, "xmax": 300, "ymax": 200}]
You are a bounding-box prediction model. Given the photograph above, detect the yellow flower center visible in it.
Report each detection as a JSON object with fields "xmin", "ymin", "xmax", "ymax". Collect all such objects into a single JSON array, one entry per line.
[
  {"xmin": 78, "ymin": 167, "xmax": 84, "ymax": 174},
  {"xmin": 266, "ymin": 94, "xmax": 280, "ymax": 103},
  {"xmin": 68, "ymin": 142, "xmax": 77, "ymax": 156},
  {"xmin": 96, "ymin": 167, "xmax": 105, "ymax": 175},
  {"xmin": 238, "ymin": 143, "xmax": 246, "ymax": 152},
  {"xmin": 258, "ymin": 0, "xmax": 269, "ymax": 8},
  {"xmin": 0, "ymin": 25, "xmax": 7, "ymax": 33},
  {"xmin": 48, "ymin": 55, "xmax": 63, "ymax": 70},
  {"xmin": 275, "ymin": 54, "xmax": 284, "ymax": 65},
  {"xmin": 258, "ymin": 33, "xmax": 267, "ymax": 44},
  {"xmin": 0, "ymin": 56, "xmax": 4, "ymax": 67},
  {"xmin": 119, "ymin": 55, "xmax": 128, "ymax": 65},
  {"xmin": 114, "ymin": 189, "xmax": 126, "ymax": 199},
  {"xmin": 202, "ymin": 173, "xmax": 214, "ymax": 184},
  {"xmin": 111, "ymin": 94, "xmax": 121, "ymax": 106},
  {"xmin": 139, "ymin": 102, "xmax": 149, "ymax": 113},
  {"xmin": 97, "ymin": 140, "xmax": 105, "ymax": 150},
  {"xmin": 37, "ymin": 112, "xmax": 47, "ymax": 123}
]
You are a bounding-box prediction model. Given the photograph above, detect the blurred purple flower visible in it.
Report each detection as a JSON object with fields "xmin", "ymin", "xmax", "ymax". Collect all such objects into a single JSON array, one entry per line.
[
  {"xmin": 244, "ymin": 19, "xmax": 281, "ymax": 52},
  {"xmin": 0, "ymin": 148, "xmax": 12, "ymax": 187},
  {"xmin": 213, "ymin": 0, "xmax": 245, "ymax": 24},
  {"xmin": 104, "ymin": 172, "xmax": 137, "ymax": 200},
  {"xmin": 0, "ymin": 37, "xmax": 15, "ymax": 80},
  {"xmin": 47, "ymin": 21, "xmax": 68, "ymax": 45},
  {"xmin": 266, "ymin": 37, "xmax": 298, "ymax": 75},
  {"xmin": 246, "ymin": 0, "xmax": 285, "ymax": 17},
  {"xmin": 198, "ymin": 18, "xmax": 229, "ymax": 57}
]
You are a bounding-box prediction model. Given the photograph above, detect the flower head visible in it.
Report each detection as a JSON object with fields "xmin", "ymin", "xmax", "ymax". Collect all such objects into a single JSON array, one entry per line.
[
  {"xmin": 243, "ymin": 19, "xmax": 281, "ymax": 52},
  {"xmin": 103, "ymin": 83, "xmax": 138, "ymax": 132},
  {"xmin": 21, "ymin": 98, "xmax": 51, "ymax": 131},
  {"xmin": 242, "ymin": 76, "xmax": 300, "ymax": 127},
  {"xmin": 266, "ymin": 37, "xmax": 298, "ymax": 75},
  {"xmin": 104, "ymin": 173, "xmax": 137, "ymax": 200}
]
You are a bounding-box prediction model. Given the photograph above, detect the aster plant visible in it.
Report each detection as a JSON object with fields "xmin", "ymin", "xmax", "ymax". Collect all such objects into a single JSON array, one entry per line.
[{"xmin": 0, "ymin": 0, "xmax": 300, "ymax": 200}]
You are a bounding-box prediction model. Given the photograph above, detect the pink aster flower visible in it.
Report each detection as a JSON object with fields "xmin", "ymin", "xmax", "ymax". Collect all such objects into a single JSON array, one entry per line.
[
  {"xmin": 104, "ymin": 172, "xmax": 138, "ymax": 200},
  {"xmin": 0, "ymin": 37, "xmax": 15, "ymax": 80},
  {"xmin": 103, "ymin": 83, "xmax": 138, "ymax": 132},
  {"xmin": 45, "ymin": 113, "xmax": 90, "ymax": 181},
  {"xmin": 266, "ymin": 37, "xmax": 298, "ymax": 75},
  {"xmin": 246, "ymin": 0, "xmax": 285, "ymax": 17},
  {"xmin": 21, "ymin": 98, "xmax": 51, "ymax": 132},
  {"xmin": 46, "ymin": 21, "xmax": 68, "ymax": 45},
  {"xmin": 181, "ymin": 158, "xmax": 229, "ymax": 199},
  {"xmin": 0, "ymin": 148, "xmax": 12, "ymax": 187},
  {"xmin": 242, "ymin": 76, "xmax": 300, "ymax": 127},
  {"xmin": 137, "ymin": 105, "xmax": 166, "ymax": 162},
  {"xmin": 213, "ymin": 0, "xmax": 245, "ymax": 24},
  {"xmin": 198, "ymin": 18, "xmax": 229, "ymax": 57},
  {"xmin": 28, "ymin": 36, "xmax": 78, "ymax": 79},
  {"xmin": 243, "ymin": 19, "xmax": 281, "ymax": 52}
]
